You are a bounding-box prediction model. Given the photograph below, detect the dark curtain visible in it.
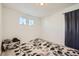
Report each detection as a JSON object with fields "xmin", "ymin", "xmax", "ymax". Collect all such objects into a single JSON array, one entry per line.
[{"xmin": 65, "ymin": 9, "xmax": 79, "ymax": 50}]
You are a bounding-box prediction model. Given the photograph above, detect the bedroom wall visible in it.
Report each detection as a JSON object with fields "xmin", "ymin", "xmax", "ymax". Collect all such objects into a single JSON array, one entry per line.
[
  {"xmin": 2, "ymin": 6, "xmax": 41, "ymax": 43},
  {"xmin": 2, "ymin": 4, "xmax": 79, "ymax": 46},
  {"xmin": 0, "ymin": 3, "xmax": 2, "ymax": 55},
  {"xmin": 41, "ymin": 4, "xmax": 79, "ymax": 45}
]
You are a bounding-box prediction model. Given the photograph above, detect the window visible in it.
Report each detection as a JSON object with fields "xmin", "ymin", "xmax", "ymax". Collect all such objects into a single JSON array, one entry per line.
[
  {"xmin": 29, "ymin": 19, "xmax": 34, "ymax": 26},
  {"xmin": 19, "ymin": 17, "xmax": 27, "ymax": 25},
  {"xmin": 19, "ymin": 17, "xmax": 34, "ymax": 26}
]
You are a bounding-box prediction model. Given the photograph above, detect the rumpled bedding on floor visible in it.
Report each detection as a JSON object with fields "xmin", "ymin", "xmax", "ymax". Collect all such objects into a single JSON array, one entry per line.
[{"xmin": 2, "ymin": 39, "xmax": 79, "ymax": 56}]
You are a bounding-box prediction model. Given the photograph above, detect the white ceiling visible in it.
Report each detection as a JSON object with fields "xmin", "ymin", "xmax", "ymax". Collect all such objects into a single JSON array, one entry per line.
[{"xmin": 3, "ymin": 3, "xmax": 75, "ymax": 18}]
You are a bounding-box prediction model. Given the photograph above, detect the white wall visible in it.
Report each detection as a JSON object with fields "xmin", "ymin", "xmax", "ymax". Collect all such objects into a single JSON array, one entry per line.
[
  {"xmin": 0, "ymin": 3, "xmax": 2, "ymax": 55},
  {"xmin": 41, "ymin": 4, "xmax": 79, "ymax": 45},
  {"xmin": 2, "ymin": 4, "xmax": 79, "ymax": 46},
  {"xmin": 2, "ymin": 6, "xmax": 41, "ymax": 43}
]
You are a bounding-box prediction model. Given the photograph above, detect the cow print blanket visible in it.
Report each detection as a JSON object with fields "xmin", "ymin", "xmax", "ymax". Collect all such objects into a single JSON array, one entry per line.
[{"xmin": 2, "ymin": 38, "xmax": 79, "ymax": 56}]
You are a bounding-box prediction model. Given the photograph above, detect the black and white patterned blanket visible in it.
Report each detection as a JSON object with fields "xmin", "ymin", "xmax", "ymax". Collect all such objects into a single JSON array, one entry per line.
[{"xmin": 3, "ymin": 39, "xmax": 79, "ymax": 56}]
